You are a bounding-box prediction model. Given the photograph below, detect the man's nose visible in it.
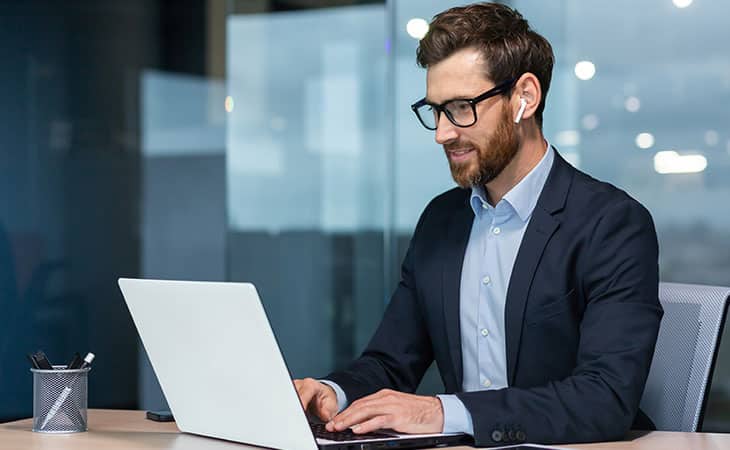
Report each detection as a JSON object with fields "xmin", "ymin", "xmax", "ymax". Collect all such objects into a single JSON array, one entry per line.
[{"xmin": 434, "ymin": 113, "xmax": 458, "ymax": 145}]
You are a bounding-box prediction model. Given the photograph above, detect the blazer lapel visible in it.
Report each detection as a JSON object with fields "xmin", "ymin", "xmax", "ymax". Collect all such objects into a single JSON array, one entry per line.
[
  {"xmin": 504, "ymin": 149, "xmax": 573, "ymax": 385},
  {"xmin": 442, "ymin": 200, "xmax": 474, "ymax": 390}
]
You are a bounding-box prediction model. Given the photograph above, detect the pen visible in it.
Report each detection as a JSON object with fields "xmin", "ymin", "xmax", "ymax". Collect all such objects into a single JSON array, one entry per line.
[
  {"xmin": 27, "ymin": 353, "xmax": 40, "ymax": 369},
  {"xmin": 40, "ymin": 352, "xmax": 95, "ymax": 430}
]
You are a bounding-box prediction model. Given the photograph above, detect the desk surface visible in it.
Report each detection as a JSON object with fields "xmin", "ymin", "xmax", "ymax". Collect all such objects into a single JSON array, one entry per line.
[{"xmin": 1, "ymin": 409, "xmax": 729, "ymax": 450}]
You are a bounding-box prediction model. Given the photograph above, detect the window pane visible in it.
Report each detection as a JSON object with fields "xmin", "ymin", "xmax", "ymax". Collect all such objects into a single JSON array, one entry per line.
[{"xmin": 226, "ymin": 5, "xmax": 388, "ymax": 377}]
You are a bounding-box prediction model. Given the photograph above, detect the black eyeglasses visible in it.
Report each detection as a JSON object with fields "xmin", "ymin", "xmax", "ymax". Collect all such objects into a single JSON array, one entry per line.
[{"xmin": 410, "ymin": 77, "xmax": 517, "ymax": 130}]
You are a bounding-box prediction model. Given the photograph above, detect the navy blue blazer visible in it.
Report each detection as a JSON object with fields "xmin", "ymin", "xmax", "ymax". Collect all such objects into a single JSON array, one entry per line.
[{"xmin": 327, "ymin": 150, "xmax": 663, "ymax": 446}]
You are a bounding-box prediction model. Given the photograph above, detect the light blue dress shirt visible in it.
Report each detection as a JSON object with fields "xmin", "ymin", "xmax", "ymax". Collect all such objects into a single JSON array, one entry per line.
[
  {"xmin": 437, "ymin": 143, "xmax": 553, "ymax": 434},
  {"xmin": 324, "ymin": 144, "xmax": 554, "ymax": 435}
]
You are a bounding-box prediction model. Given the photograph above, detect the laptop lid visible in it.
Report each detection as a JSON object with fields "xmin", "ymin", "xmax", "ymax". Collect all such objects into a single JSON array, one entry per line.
[
  {"xmin": 119, "ymin": 278, "xmax": 319, "ymax": 450},
  {"xmin": 119, "ymin": 278, "xmax": 470, "ymax": 450}
]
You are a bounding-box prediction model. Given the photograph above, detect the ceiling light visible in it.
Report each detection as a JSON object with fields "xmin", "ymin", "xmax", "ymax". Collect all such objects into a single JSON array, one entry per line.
[
  {"xmin": 635, "ymin": 133, "xmax": 655, "ymax": 149},
  {"xmin": 574, "ymin": 61, "xmax": 596, "ymax": 81},
  {"xmin": 406, "ymin": 18, "xmax": 429, "ymax": 40},
  {"xmin": 624, "ymin": 96, "xmax": 641, "ymax": 113},
  {"xmin": 673, "ymin": 0, "xmax": 693, "ymax": 9},
  {"xmin": 654, "ymin": 150, "xmax": 707, "ymax": 174}
]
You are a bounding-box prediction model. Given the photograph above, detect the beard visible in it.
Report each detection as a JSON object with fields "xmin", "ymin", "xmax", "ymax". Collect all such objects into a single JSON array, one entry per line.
[{"xmin": 446, "ymin": 102, "xmax": 520, "ymax": 189}]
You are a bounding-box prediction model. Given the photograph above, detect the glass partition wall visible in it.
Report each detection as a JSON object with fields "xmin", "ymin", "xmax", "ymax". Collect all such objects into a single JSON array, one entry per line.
[{"xmin": 226, "ymin": 5, "xmax": 389, "ymax": 378}]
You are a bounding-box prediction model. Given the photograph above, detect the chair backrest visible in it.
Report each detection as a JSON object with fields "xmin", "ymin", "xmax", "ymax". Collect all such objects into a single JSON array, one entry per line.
[{"xmin": 639, "ymin": 282, "xmax": 730, "ymax": 431}]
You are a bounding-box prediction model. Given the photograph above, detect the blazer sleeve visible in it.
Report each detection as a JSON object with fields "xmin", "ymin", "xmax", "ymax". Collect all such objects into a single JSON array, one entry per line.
[
  {"xmin": 325, "ymin": 206, "xmax": 435, "ymax": 402},
  {"xmin": 456, "ymin": 198, "xmax": 663, "ymax": 446}
]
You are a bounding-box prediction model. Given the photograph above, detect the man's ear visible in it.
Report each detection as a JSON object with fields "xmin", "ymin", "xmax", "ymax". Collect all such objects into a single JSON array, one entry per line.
[{"xmin": 512, "ymin": 73, "xmax": 542, "ymax": 123}]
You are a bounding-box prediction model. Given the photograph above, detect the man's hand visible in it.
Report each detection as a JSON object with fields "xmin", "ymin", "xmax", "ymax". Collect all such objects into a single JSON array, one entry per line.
[
  {"xmin": 294, "ymin": 378, "xmax": 339, "ymax": 422},
  {"xmin": 326, "ymin": 389, "xmax": 444, "ymax": 435}
]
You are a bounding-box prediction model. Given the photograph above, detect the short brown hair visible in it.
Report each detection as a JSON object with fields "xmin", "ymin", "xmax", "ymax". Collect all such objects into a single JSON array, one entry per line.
[{"xmin": 416, "ymin": 2, "xmax": 554, "ymax": 127}]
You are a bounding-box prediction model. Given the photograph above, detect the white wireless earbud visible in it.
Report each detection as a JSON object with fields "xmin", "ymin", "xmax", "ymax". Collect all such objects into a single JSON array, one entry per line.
[{"xmin": 514, "ymin": 98, "xmax": 527, "ymax": 124}]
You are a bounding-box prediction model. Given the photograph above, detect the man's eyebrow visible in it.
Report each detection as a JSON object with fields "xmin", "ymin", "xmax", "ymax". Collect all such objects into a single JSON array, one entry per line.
[{"xmin": 424, "ymin": 94, "xmax": 473, "ymax": 105}]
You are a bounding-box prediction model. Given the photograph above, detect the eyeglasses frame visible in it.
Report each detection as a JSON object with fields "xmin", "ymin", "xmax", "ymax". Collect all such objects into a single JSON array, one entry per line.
[{"xmin": 410, "ymin": 76, "xmax": 519, "ymax": 130}]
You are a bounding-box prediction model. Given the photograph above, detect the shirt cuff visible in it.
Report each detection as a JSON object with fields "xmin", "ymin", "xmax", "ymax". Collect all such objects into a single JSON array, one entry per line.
[
  {"xmin": 436, "ymin": 394, "xmax": 475, "ymax": 436},
  {"xmin": 319, "ymin": 380, "xmax": 348, "ymax": 413}
]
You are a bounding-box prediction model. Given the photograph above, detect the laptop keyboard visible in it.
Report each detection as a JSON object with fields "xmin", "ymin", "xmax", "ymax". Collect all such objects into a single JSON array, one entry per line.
[{"xmin": 310, "ymin": 422, "xmax": 394, "ymax": 442}]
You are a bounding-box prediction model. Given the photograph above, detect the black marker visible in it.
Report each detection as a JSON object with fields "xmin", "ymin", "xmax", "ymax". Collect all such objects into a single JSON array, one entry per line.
[
  {"xmin": 32, "ymin": 351, "xmax": 53, "ymax": 370},
  {"xmin": 66, "ymin": 352, "xmax": 83, "ymax": 370}
]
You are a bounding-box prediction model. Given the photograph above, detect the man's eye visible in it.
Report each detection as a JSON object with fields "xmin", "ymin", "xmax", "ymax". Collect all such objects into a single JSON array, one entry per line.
[
  {"xmin": 449, "ymin": 102, "xmax": 471, "ymax": 113},
  {"xmin": 456, "ymin": 102, "xmax": 471, "ymax": 111}
]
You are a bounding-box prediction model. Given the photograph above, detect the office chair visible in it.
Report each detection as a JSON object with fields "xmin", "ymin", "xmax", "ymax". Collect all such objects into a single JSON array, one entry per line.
[{"xmin": 639, "ymin": 282, "xmax": 730, "ymax": 432}]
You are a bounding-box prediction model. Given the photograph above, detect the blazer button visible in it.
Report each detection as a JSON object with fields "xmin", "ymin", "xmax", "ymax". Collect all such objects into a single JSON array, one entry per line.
[
  {"xmin": 516, "ymin": 430, "xmax": 526, "ymax": 441},
  {"xmin": 491, "ymin": 430, "xmax": 503, "ymax": 442},
  {"xmin": 507, "ymin": 430, "xmax": 516, "ymax": 441}
]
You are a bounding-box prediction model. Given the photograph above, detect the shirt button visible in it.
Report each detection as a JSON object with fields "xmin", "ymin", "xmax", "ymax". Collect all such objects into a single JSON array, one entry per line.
[
  {"xmin": 493, "ymin": 227, "xmax": 501, "ymax": 235},
  {"xmin": 482, "ymin": 276, "xmax": 491, "ymax": 285},
  {"xmin": 483, "ymin": 378, "xmax": 492, "ymax": 388},
  {"xmin": 481, "ymin": 202, "xmax": 488, "ymax": 209},
  {"xmin": 481, "ymin": 328, "xmax": 489, "ymax": 336}
]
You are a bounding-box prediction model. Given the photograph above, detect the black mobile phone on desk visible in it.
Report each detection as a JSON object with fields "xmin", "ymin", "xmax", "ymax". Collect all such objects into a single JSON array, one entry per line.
[{"xmin": 146, "ymin": 410, "xmax": 175, "ymax": 422}]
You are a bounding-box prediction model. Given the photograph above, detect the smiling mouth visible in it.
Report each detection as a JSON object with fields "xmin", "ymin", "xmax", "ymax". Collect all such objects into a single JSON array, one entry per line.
[{"xmin": 447, "ymin": 148, "xmax": 475, "ymax": 159}]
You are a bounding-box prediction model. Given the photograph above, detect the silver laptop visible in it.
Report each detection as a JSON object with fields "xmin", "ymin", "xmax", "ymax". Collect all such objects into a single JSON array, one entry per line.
[{"xmin": 118, "ymin": 278, "xmax": 471, "ymax": 450}]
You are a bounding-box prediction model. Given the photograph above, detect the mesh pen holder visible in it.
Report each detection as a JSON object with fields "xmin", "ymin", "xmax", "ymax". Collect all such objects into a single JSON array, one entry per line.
[{"xmin": 31, "ymin": 365, "xmax": 91, "ymax": 433}]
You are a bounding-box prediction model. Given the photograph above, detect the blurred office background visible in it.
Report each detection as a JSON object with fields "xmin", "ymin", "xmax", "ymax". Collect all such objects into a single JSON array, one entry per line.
[{"xmin": 1, "ymin": 0, "xmax": 729, "ymax": 431}]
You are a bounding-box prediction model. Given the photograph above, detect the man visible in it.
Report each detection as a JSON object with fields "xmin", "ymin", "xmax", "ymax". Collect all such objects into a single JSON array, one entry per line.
[{"xmin": 296, "ymin": 2, "xmax": 662, "ymax": 446}]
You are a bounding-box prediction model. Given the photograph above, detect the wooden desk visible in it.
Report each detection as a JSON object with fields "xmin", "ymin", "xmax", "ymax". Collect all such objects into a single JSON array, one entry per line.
[{"xmin": 1, "ymin": 409, "xmax": 729, "ymax": 449}]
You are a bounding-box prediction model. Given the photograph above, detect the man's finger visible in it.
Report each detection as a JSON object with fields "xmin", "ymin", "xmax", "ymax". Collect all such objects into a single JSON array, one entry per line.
[
  {"xmin": 347, "ymin": 389, "xmax": 391, "ymax": 409},
  {"xmin": 351, "ymin": 414, "xmax": 392, "ymax": 434},
  {"xmin": 294, "ymin": 380, "xmax": 316, "ymax": 409},
  {"xmin": 331, "ymin": 402, "xmax": 394, "ymax": 432},
  {"xmin": 316, "ymin": 392, "xmax": 337, "ymax": 421},
  {"xmin": 325, "ymin": 392, "xmax": 395, "ymax": 431},
  {"xmin": 342, "ymin": 393, "xmax": 385, "ymax": 413},
  {"xmin": 337, "ymin": 395, "xmax": 391, "ymax": 420}
]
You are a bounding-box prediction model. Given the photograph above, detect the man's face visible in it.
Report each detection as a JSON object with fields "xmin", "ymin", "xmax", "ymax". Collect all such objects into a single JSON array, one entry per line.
[{"xmin": 425, "ymin": 48, "xmax": 520, "ymax": 189}]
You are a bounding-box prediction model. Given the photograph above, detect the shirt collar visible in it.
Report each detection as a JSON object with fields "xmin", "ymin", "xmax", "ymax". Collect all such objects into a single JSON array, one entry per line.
[
  {"xmin": 469, "ymin": 184, "xmax": 491, "ymax": 217},
  {"xmin": 469, "ymin": 141, "xmax": 554, "ymax": 222}
]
